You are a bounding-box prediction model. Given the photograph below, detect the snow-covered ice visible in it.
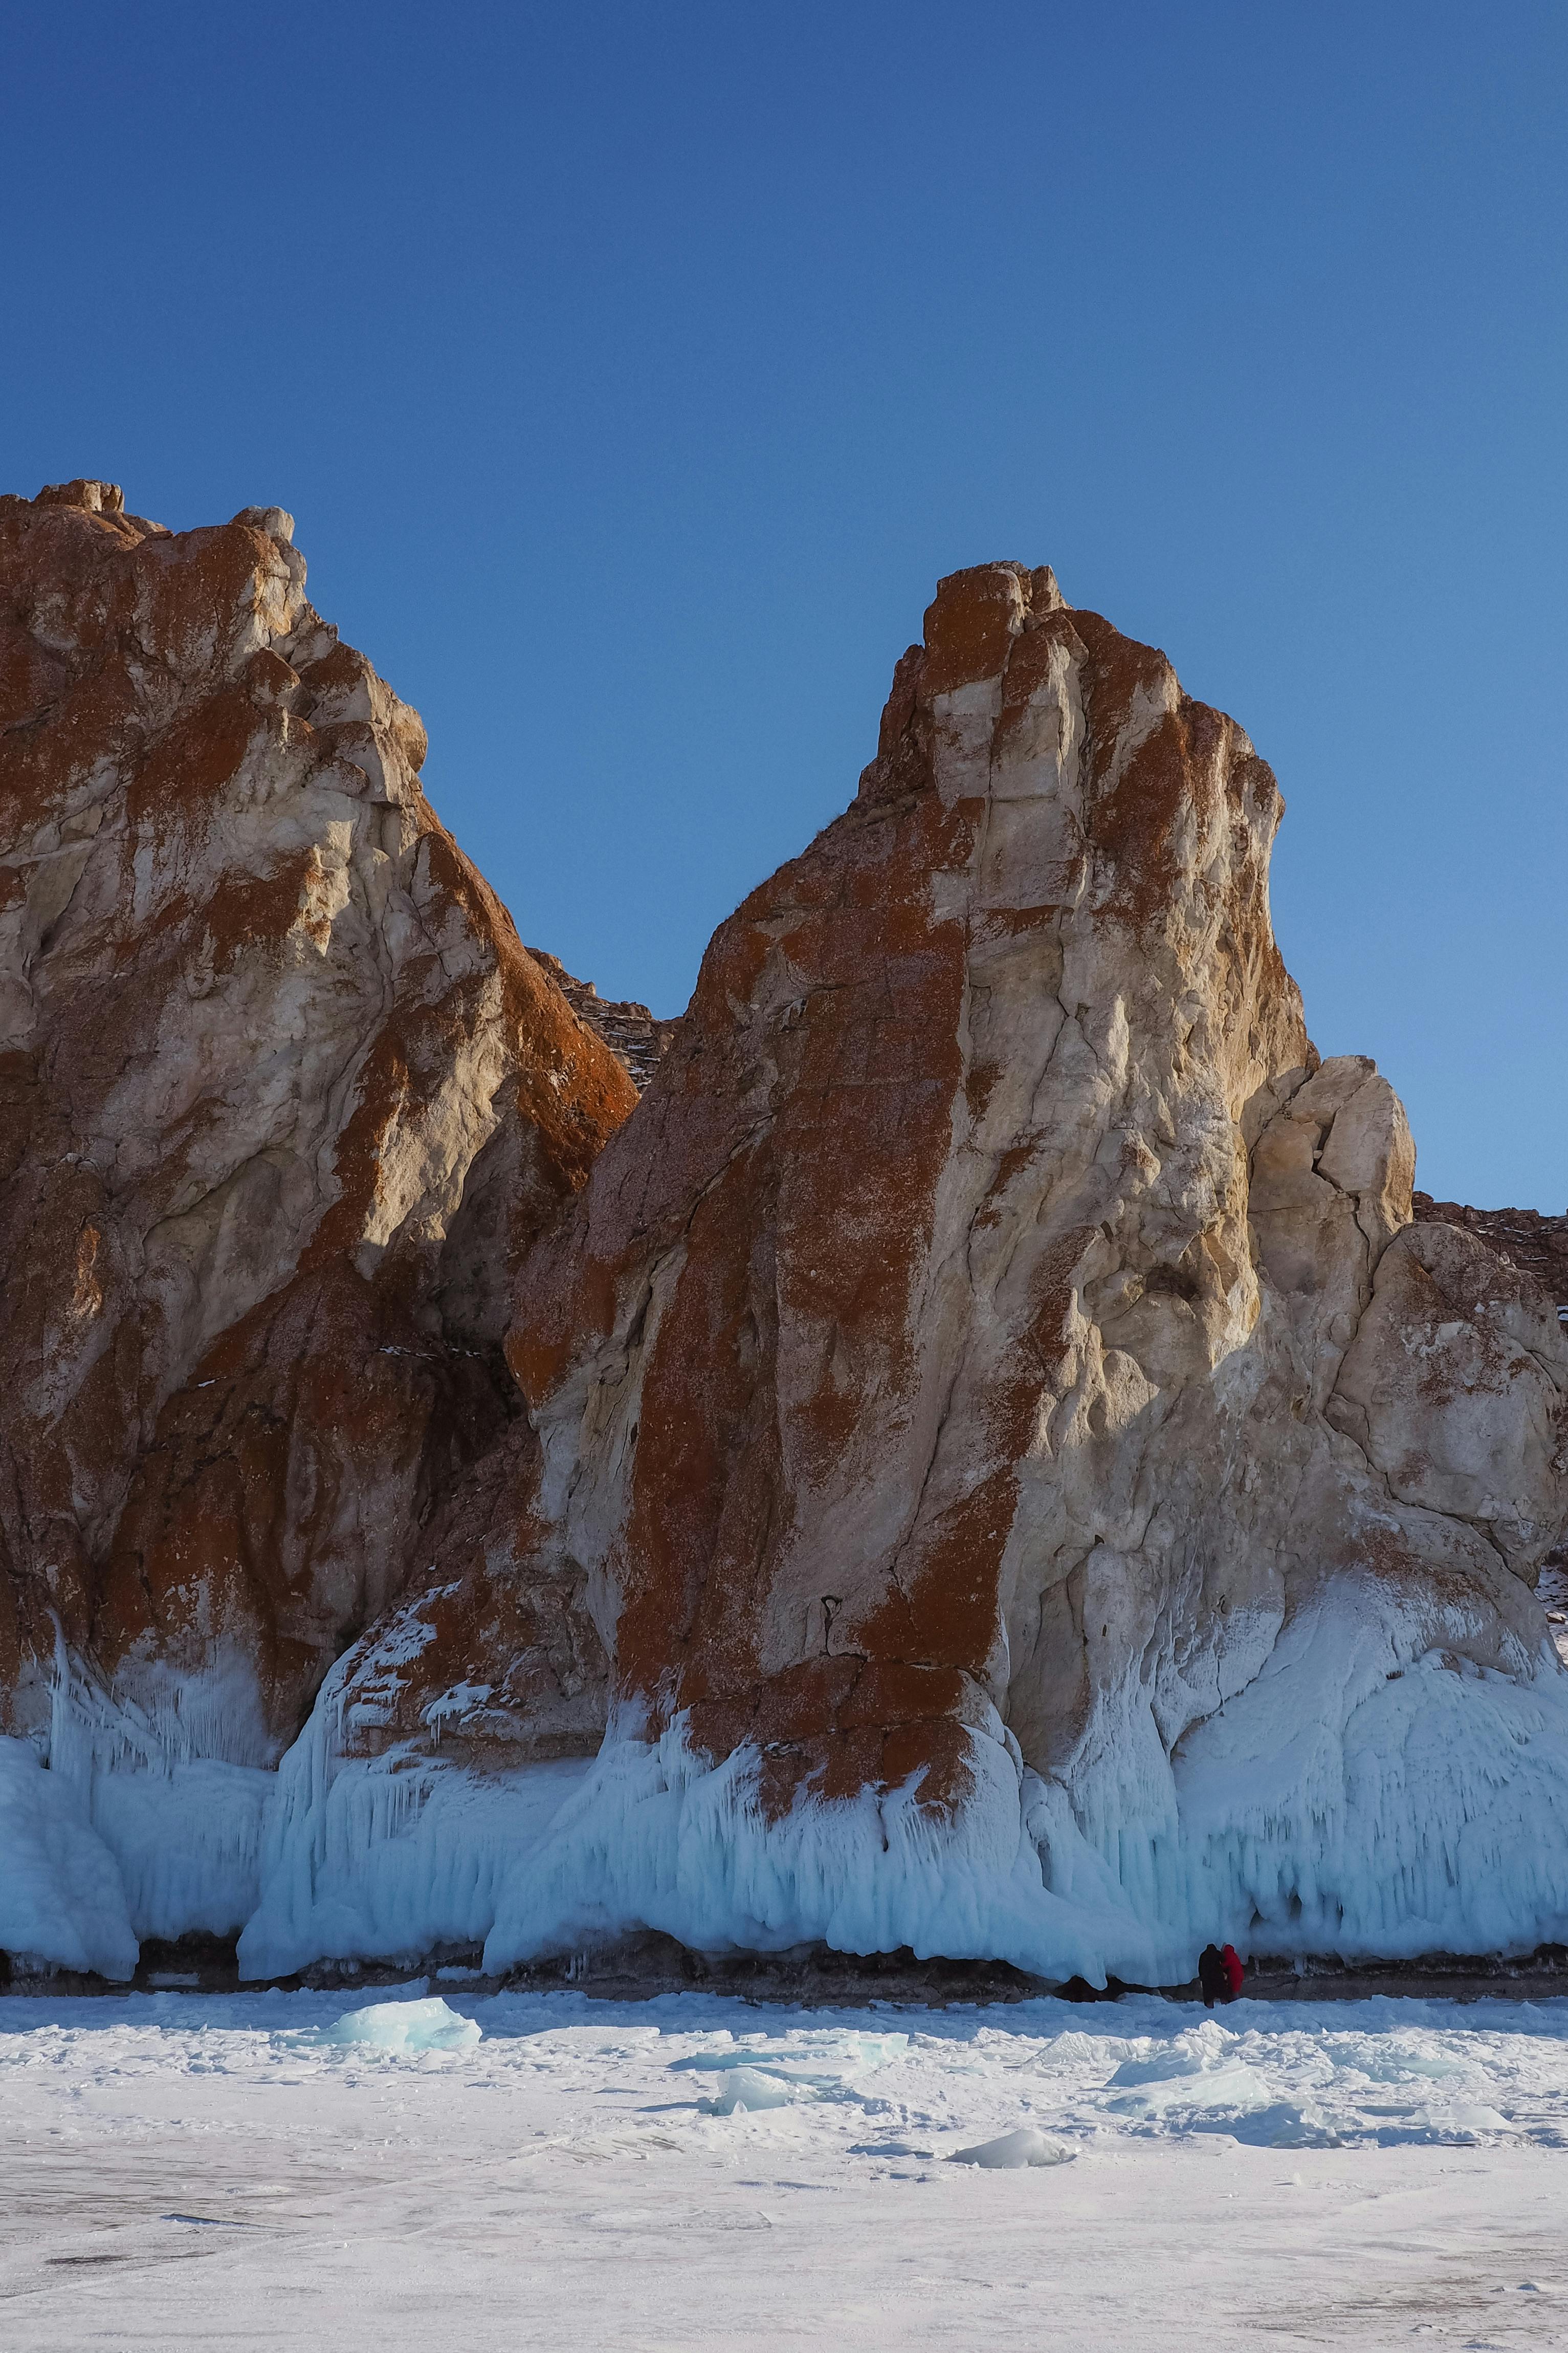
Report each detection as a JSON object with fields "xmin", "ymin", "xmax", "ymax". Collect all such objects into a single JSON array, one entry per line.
[
  {"xmin": 671, "ymin": 2028, "xmax": 908, "ymax": 2113},
  {"xmin": 3, "ymin": 1982, "xmax": 1567, "ymax": 2347}
]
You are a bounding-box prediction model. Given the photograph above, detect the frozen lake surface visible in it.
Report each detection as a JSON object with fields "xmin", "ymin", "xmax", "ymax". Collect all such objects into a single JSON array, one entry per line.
[{"xmin": 3, "ymin": 1983, "xmax": 1567, "ymax": 2348}]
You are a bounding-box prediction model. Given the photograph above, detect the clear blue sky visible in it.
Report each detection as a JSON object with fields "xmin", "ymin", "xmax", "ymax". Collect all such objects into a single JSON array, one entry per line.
[{"xmin": 7, "ymin": 3, "xmax": 1564, "ymax": 1208}]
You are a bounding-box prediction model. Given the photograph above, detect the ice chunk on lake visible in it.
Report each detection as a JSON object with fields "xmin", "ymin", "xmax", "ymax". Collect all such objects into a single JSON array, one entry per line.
[
  {"xmin": 675, "ymin": 2032, "xmax": 908, "ymax": 2114},
  {"xmin": 1103, "ymin": 2052, "xmax": 1272, "ymax": 2117},
  {"xmin": 672, "ymin": 2032, "xmax": 906, "ymax": 2096},
  {"xmin": 320, "ymin": 1996, "xmax": 480, "ymax": 2052},
  {"xmin": 1420, "ymin": 2101, "xmax": 1511, "ymax": 2136},
  {"xmin": 699, "ymin": 2065, "xmax": 816, "ymax": 2116},
  {"xmin": 949, "ymin": 2126, "xmax": 1073, "ymax": 2169}
]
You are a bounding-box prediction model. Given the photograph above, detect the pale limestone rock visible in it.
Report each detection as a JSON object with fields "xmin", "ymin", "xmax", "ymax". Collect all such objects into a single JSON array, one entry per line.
[
  {"xmin": 1249, "ymin": 1055, "xmax": 1416, "ymax": 1406},
  {"xmin": 1329, "ymin": 1217, "xmax": 1568, "ymax": 1573}
]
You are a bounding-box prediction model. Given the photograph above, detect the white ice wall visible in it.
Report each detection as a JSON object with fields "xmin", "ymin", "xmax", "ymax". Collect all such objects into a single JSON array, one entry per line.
[
  {"xmin": 236, "ymin": 1652, "xmax": 592, "ymax": 1979},
  {"xmin": 0, "ymin": 1738, "xmax": 138, "ymax": 1980},
  {"xmin": 10, "ymin": 1578, "xmax": 1568, "ymax": 1988},
  {"xmin": 244, "ymin": 1575, "xmax": 1568, "ymax": 1987}
]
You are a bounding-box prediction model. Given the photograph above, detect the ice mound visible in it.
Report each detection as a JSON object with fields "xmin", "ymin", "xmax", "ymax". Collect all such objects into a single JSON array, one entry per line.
[
  {"xmin": 1096, "ymin": 2027, "xmax": 1335, "ymax": 2143},
  {"xmin": 697, "ymin": 2065, "xmax": 813, "ymax": 2116},
  {"xmin": 319, "ymin": 1997, "xmax": 481, "ymax": 2053},
  {"xmin": 1063, "ymin": 2013, "xmax": 1540, "ymax": 2147},
  {"xmin": 1425, "ymin": 2102, "xmax": 1511, "ymax": 2134},
  {"xmin": 1103, "ymin": 2050, "xmax": 1274, "ymax": 2118},
  {"xmin": 948, "ymin": 2126, "xmax": 1074, "ymax": 2169},
  {"xmin": 672, "ymin": 2032, "xmax": 907, "ymax": 2084},
  {"xmin": 672, "ymin": 2031, "xmax": 908, "ymax": 2112}
]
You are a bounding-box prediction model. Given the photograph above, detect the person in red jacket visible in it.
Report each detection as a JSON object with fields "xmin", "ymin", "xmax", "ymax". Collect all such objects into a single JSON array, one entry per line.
[{"xmin": 1221, "ymin": 1943, "xmax": 1245, "ymax": 1999}]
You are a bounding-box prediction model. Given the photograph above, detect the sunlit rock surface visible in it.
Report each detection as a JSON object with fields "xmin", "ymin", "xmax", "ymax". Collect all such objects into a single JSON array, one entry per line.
[
  {"xmin": 3, "ymin": 510, "xmax": 1564, "ymax": 1984},
  {"xmin": 249, "ymin": 561, "xmax": 1568, "ymax": 1985},
  {"xmin": 0, "ymin": 482, "xmax": 634, "ymax": 1966}
]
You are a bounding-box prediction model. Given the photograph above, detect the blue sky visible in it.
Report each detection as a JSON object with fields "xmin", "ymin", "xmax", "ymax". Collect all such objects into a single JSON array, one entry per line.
[{"xmin": 6, "ymin": 2, "xmax": 1564, "ymax": 1207}]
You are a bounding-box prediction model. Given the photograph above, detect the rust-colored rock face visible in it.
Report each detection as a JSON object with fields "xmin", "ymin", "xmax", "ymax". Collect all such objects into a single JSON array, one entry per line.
[
  {"xmin": 0, "ymin": 482, "xmax": 635, "ymax": 1798},
  {"xmin": 7, "ymin": 524, "xmax": 1567, "ymax": 1986},
  {"xmin": 447, "ymin": 561, "xmax": 1562, "ymax": 1981},
  {"xmin": 511, "ymin": 565, "xmax": 1314, "ymax": 1813}
]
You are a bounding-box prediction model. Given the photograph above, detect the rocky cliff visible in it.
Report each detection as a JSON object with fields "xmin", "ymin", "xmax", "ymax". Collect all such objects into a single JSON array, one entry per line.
[
  {"xmin": 0, "ymin": 481, "xmax": 634, "ymax": 1972},
  {"xmin": 242, "ymin": 561, "xmax": 1568, "ymax": 1985},
  {"xmin": 1412, "ymin": 1193, "xmax": 1568, "ymax": 1325},
  {"xmin": 4, "ymin": 510, "xmax": 1566, "ymax": 1985},
  {"xmin": 526, "ymin": 950, "xmax": 680, "ymax": 1093}
]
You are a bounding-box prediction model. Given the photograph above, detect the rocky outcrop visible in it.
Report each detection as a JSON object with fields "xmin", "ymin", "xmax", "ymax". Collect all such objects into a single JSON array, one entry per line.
[
  {"xmin": 1409, "ymin": 1193, "xmax": 1568, "ymax": 1659},
  {"xmin": 526, "ymin": 950, "xmax": 679, "ymax": 1093},
  {"xmin": 1327, "ymin": 1218, "xmax": 1567, "ymax": 1568},
  {"xmin": 1412, "ymin": 1193, "xmax": 1568, "ymax": 1323},
  {"xmin": 243, "ymin": 559, "xmax": 1568, "ymax": 1986},
  {"xmin": 0, "ymin": 481, "xmax": 635, "ymax": 1968},
  {"xmin": 6, "ymin": 511, "xmax": 1567, "ymax": 1986}
]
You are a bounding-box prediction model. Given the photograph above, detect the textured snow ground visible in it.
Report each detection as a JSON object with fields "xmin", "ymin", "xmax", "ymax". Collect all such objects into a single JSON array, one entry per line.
[{"xmin": 3, "ymin": 1987, "xmax": 1567, "ymax": 2350}]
